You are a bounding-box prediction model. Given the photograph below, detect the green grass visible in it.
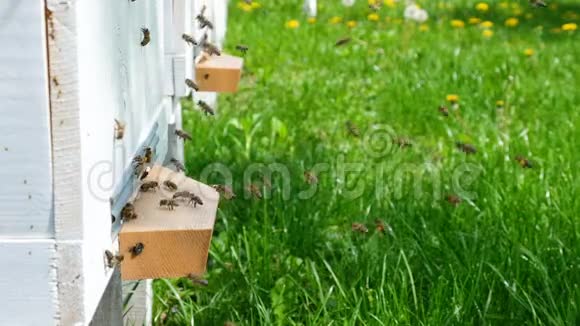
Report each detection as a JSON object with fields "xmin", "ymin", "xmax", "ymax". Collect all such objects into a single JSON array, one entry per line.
[{"xmin": 153, "ymin": 1, "xmax": 580, "ymax": 324}]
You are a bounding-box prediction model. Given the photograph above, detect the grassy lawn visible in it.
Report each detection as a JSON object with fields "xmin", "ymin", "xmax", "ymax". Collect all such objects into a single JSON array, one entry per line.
[{"xmin": 153, "ymin": 0, "xmax": 579, "ymax": 324}]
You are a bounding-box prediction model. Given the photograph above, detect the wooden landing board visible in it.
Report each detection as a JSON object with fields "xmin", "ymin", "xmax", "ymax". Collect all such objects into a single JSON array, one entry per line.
[
  {"xmin": 195, "ymin": 53, "xmax": 243, "ymax": 92},
  {"xmin": 119, "ymin": 165, "xmax": 219, "ymax": 280}
]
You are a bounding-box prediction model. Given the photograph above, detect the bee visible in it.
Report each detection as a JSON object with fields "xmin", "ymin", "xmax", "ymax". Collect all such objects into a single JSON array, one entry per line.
[
  {"xmin": 515, "ymin": 155, "xmax": 533, "ymax": 168},
  {"xmin": 105, "ymin": 250, "xmax": 124, "ymax": 268},
  {"xmin": 170, "ymin": 158, "xmax": 186, "ymax": 172},
  {"xmin": 140, "ymin": 27, "xmax": 150, "ymax": 46},
  {"xmin": 455, "ymin": 142, "xmax": 477, "ymax": 154},
  {"xmin": 182, "ymin": 33, "xmax": 197, "ymax": 46},
  {"xmin": 212, "ymin": 184, "xmax": 236, "ymax": 199},
  {"xmin": 247, "ymin": 183, "xmax": 262, "ymax": 199},
  {"xmin": 198, "ymin": 100, "xmax": 215, "ymax": 116},
  {"xmin": 446, "ymin": 194, "xmax": 461, "ymax": 206},
  {"xmin": 121, "ymin": 202, "xmax": 138, "ymax": 221},
  {"xmin": 393, "ymin": 137, "xmax": 412, "ymax": 148},
  {"xmin": 159, "ymin": 199, "xmax": 179, "ymax": 210},
  {"xmin": 345, "ymin": 120, "xmax": 360, "ymax": 137},
  {"xmin": 198, "ymin": 16, "xmax": 214, "ymax": 30},
  {"xmin": 185, "ymin": 78, "xmax": 199, "ymax": 92},
  {"xmin": 114, "ymin": 119, "xmax": 125, "ymax": 140},
  {"xmin": 172, "ymin": 190, "xmax": 191, "ymax": 199},
  {"xmin": 235, "ymin": 44, "xmax": 249, "ymax": 54},
  {"xmin": 529, "ymin": 0, "xmax": 547, "ymax": 7},
  {"xmin": 140, "ymin": 181, "xmax": 159, "ymax": 192},
  {"xmin": 163, "ymin": 180, "xmax": 178, "ymax": 192},
  {"xmin": 175, "ymin": 129, "xmax": 192, "ymax": 141},
  {"xmin": 144, "ymin": 147, "xmax": 153, "ymax": 163},
  {"xmin": 129, "ymin": 242, "xmax": 144, "ymax": 257},
  {"xmin": 188, "ymin": 274, "xmax": 209, "ymax": 286},
  {"xmin": 438, "ymin": 106, "xmax": 449, "ymax": 117},
  {"xmin": 351, "ymin": 223, "xmax": 369, "ymax": 234},
  {"xmin": 139, "ymin": 166, "xmax": 151, "ymax": 180},
  {"xmin": 375, "ymin": 219, "xmax": 393, "ymax": 235},
  {"xmin": 304, "ymin": 170, "xmax": 318, "ymax": 185},
  {"xmin": 204, "ymin": 73, "xmax": 210, "ymax": 80},
  {"xmin": 203, "ymin": 42, "xmax": 221, "ymax": 56},
  {"xmin": 133, "ymin": 155, "xmax": 146, "ymax": 175},
  {"xmin": 335, "ymin": 37, "xmax": 351, "ymax": 47},
  {"xmin": 188, "ymin": 193, "xmax": 204, "ymax": 207}
]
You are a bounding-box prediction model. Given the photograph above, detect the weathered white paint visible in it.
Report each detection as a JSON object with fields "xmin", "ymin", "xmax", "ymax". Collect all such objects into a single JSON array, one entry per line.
[{"xmin": 0, "ymin": 0, "xmax": 53, "ymax": 237}]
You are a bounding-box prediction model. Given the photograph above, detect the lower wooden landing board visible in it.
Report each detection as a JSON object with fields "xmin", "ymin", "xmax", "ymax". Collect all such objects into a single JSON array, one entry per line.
[{"xmin": 119, "ymin": 165, "xmax": 219, "ymax": 280}]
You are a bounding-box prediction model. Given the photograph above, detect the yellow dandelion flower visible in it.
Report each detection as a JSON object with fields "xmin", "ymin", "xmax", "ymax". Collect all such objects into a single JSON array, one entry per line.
[
  {"xmin": 329, "ymin": 16, "xmax": 342, "ymax": 24},
  {"xmin": 384, "ymin": 0, "xmax": 396, "ymax": 8},
  {"xmin": 475, "ymin": 3, "xmax": 489, "ymax": 12},
  {"xmin": 482, "ymin": 29, "xmax": 493, "ymax": 38},
  {"xmin": 446, "ymin": 94, "xmax": 459, "ymax": 103},
  {"xmin": 347, "ymin": 20, "xmax": 357, "ymax": 28},
  {"xmin": 480, "ymin": 21, "xmax": 494, "ymax": 28},
  {"xmin": 496, "ymin": 100, "xmax": 505, "ymax": 107},
  {"xmin": 286, "ymin": 19, "xmax": 300, "ymax": 29},
  {"xmin": 419, "ymin": 24, "xmax": 429, "ymax": 32},
  {"xmin": 451, "ymin": 20, "xmax": 465, "ymax": 28},
  {"xmin": 505, "ymin": 17, "xmax": 519, "ymax": 27},
  {"xmin": 307, "ymin": 17, "xmax": 316, "ymax": 24},
  {"xmin": 238, "ymin": 2, "xmax": 253, "ymax": 12},
  {"xmin": 469, "ymin": 17, "xmax": 482, "ymax": 25},
  {"xmin": 524, "ymin": 48, "xmax": 534, "ymax": 57},
  {"xmin": 368, "ymin": 0, "xmax": 378, "ymax": 5},
  {"xmin": 562, "ymin": 23, "xmax": 578, "ymax": 32},
  {"xmin": 368, "ymin": 13, "xmax": 380, "ymax": 21}
]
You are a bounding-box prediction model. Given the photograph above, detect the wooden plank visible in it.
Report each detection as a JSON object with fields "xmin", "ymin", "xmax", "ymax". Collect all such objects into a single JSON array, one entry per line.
[
  {"xmin": 196, "ymin": 53, "xmax": 243, "ymax": 92},
  {"xmin": 0, "ymin": 240, "xmax": 57, "ymax": 325},
  {"xmin": 119, "ymin": 165, "xmax": 219, "ymax": 280},
  {"xmin": 0, "ymin": 0, "xmax": 53, "ymax": 237}
]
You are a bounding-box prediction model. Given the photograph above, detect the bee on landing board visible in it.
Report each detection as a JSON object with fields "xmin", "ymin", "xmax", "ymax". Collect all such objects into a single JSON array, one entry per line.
[
  {"xmin": 121, "ymin": 202, "xmax": 138, "ymax": 221},
  {"xmin": 114, "ymin": 119, "xmax": 125, "ymax": 140},
  {"xmin": 188, "ymin": 193, "xmax": 204, "ymax": 207},
  {"xmin": 170, "ymin": 158, "xmax": 186, "ymax": 173},
  {"xmin": 515, "ymin": 155, "xmax": 533, "ymax": 168},
  {"xmin": 352, "ymin": 223, "xmax": 369, "ymax": 234},
  {"xmin": 198, "ymin": 100, "xmax": 215, "ymax": 116},
  {"xmin": 159, "ymin": 199, "xmax": 179, "ymax": 210},
  {"xmin": 455, "ymin": 142, "xmax": 477, "ymax": 154},
  {"xmin": 182, "ymin": 33, "xmax": 197, "ymax": 46},
  {"xmin": 175, "ymin": 129, "xmax": 192, "ymax": 142},
  {"xmin": 140, "ymin": 27, "xmax": 150, "ymax": 46},
  {"xmin": 140, "ymin": 181, "xmax": 159, "ymax": 192},
  {"xmin": 212, "ymin": 184, "xmax": 236, "ymax": 199},
  {"xmin": 345, "ymin": 120, "xmax": 361, "ymax": 137},
  {"xmin": 143, "ymin": 147, "xmax": 153, "ymax": 163},
  {"xmin": 105, "ymin": 250, "xmax": 124, "ymax": 268},
  {"xmin": 163, "ymin": 180, "xmax": 178, "ymax": 192},
  {"xmin": 185, "ymin": 79, "xmax": 199, "ymax": 92},
  {"xmin": 129, "ymin": 243, "xmax": 144, "ymax": 257}
]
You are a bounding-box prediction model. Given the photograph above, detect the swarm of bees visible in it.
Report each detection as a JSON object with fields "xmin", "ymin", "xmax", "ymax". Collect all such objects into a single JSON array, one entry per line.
[
  {"xmin": 130, "ymin": 242, "xmax": 144, "ymax": 257},
  {"xmin": 140, "ymin": 27, "xmax": 150, "ymax": 46},
  {"xmin": 182, "ymin": 33, "xmax": 197, "ymax": 46},
  {"xmin": 346, "ymin": 120, "xmax": 361, "ymax": 137},
  {"xmin": 105, "ymin": 250, "xmax": 124, "ymax": 268},
  {"xmin": 175, "ymin": 129, "xmax": 192, "ymax": 142},
  {"xmin": 185, "ymin": 79, "xmax": 199, "ymax": 92},
  {"xmin": 455, "ymin": 142, "xmax": 477, "ymax": 155},
  {"xmin": 212, "ymin": 184, "xmax": 236, "ymax": 199},
  {"xmin": 515, "ymin": 155, "xmax": 533, "ymax": 168},
  {"xmin": 198, "ymin": 100, "xmax": 215, "ymax": 116}
]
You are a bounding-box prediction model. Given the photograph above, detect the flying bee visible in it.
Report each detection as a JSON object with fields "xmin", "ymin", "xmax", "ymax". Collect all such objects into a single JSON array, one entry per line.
[
  {"xmin": 393, "ymin": 137, "xmax": 412, "ymax": 148},
  {"xmin": 438, "ymin": 106, "xmax": 449, "ymax": 117},
  {"xmin": 182, "ymin": 33, "xmax": 197, "ymax": 46},
  {"xmin": 212, "ymin": 184, "xmax": 236, "ymax": 199},
  {"xmin": 163, "ymin": 180, "xmax": 178, "ymax": 192},
  {"xmin": 144, "ymin": 147, "xmax": 153, "ymax": 163},
  {"xmin": 335, "ymin": 37, "xmax": 351, "ymax": 47},
  {"xmin": 159, "ymin": 199, "xmax": 179, "ymax": 210},
  {"xmin": 446, "ymin": 194, "xmax": 461, "ymax": 206},
  {"xmin": 346, "ymin": 120, "xmax": 360, "ymax": 137},
  {"xmin": 129, "ymin": 242, "xmax": 144, "ymax": 257},
  {"xmin": 105, "ymin": 250, "xmax": 124, "ymax": 268},
  {"xmin": 139, "ymin": 166, "xmax": 151, "ymax": 180},
  {"xmin": 170, "ymin": 158, "xmax": 186, "ymax": 172},
  {"xmin": 304, "ymin": 170, "xmax": 318, "ymax": 185},
  {"xmin": 140, "ymin": 181, "xmax": 159, "ymax": 192},
  {"xmin": 515, "ymin": 155, "xmax": 533, "ymax": 168},
  {"xmin": 247, "ymin": 183, "xmax": 262, "ymax": 199},
  {"xmin": 199, "ymin": 17, "xmax": 214, "ymax": 29},
  {"xmin": 455, "ymin": 142, "xmax": 477, "ymax": 154},
  {"xmin": 529, "ymin": 0, "xmax": 547, "ymax": 7},
  {"xmin": 188, "ymin": 193, "xmax": 204, "ymax": 207},
  {"xmin": 140, "ymin": 27, "xmax": 150, "ymax": 46},
  {"xmin": 121, "ymin": 202, "xmax": 138, "ymax": 221},
  {"xmin": 175, "ymin": 129, "xmax": 192, "ymax": 141},
  {"xmin": 375, "ymin": 219, "xmax": 393, "ymax": 235},
  {"xmin": 203, "ymin": 42, "xmax": 221, "ymax": 56},
  {"xmin": 235, "ymin": 44, "xmax": 249, "ymax": 54},
  {"xmin": 351, "ymin": 223, "xmax": 369, "ymax": 234},
  {"xmin": 114, "ymin": 119, "xmax": 125, "ymax": 140},
  {"xmin": 185, "ymin": 78, "xmax": 199, "ymax": 92},
  {"xmin": 369, "ymin": 3, "xmax": 381, "ymax": 11},
  {"xmin": 188, "ymin": 274, "xmax": 209, "ymax": 286},
  {"xmin": 198, "ymin": 100, "xmax": 215, "ymax": 116}
]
